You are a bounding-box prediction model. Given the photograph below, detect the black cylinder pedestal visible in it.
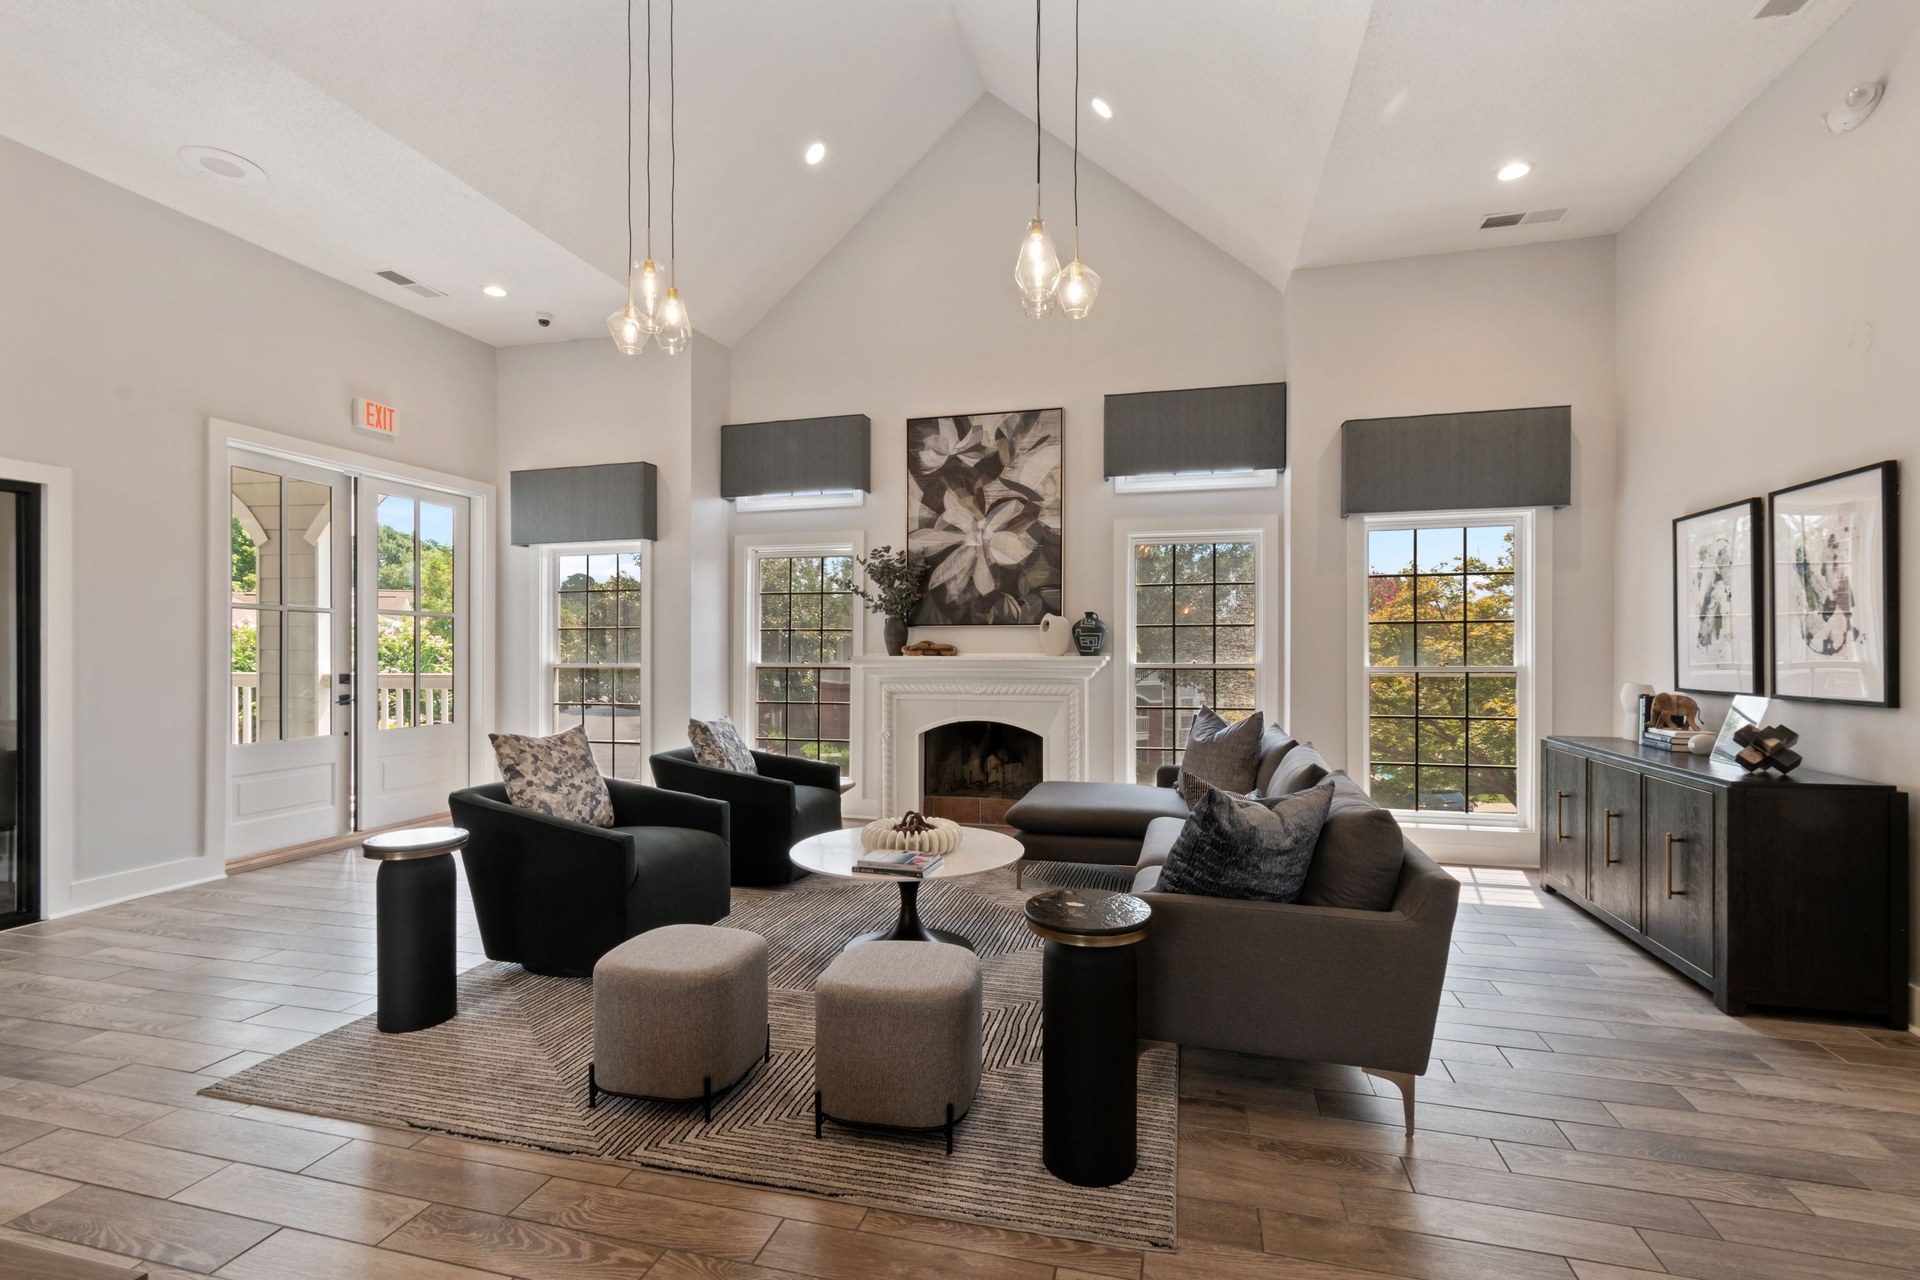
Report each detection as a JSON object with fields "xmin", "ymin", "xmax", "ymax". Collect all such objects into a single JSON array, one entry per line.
[
  {"xmin": 375, "ymin": 853, "xmax": 456, "ymax": 1034},
  {"xmin": 848, "ymin": 879, "xmax": 973, "ymax": 950},
  {"xmin": 1041, "ymin": 938, "xmax": 1139, "ymax": 1186}
]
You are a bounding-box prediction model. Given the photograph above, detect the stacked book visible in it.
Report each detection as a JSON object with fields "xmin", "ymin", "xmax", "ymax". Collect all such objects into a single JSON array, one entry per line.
[
  {"xmin": 854, "ymin": 850, "xmax": 945, "ymax": 878},
  {"xmin": 1640, "ymin": 726, "xmax": 1694, "ymax": 752}
]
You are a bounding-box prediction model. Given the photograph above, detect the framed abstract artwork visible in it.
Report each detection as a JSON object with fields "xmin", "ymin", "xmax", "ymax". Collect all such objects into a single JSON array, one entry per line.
[
  {"xmin": 1672, "ymin": 498, "xmax": 1763, "ymax": 695},
  {"xmin": 1768, "ymin": 460, "xmax": 1900, "ymax": 707},
  {"xmin": 906, "ymin": 408, "xmax": 1063, "ymax": 625}
]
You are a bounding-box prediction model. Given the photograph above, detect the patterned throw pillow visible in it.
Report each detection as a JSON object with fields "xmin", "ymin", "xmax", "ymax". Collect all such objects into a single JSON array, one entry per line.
[
  {"xmin": 1160, "ymin": 777, "xmax": 1334, "ymax": 903},
  {"xmin": 688, "ymin": 716, "xmax": 758, "ymax": 774},
  {"xmin": 488, "ymin": 726, "xmax": 615, "ymax": 828},
  {"xmin": 1179, "ymin": 707, "xmax": 1264, "ymax": 794}
]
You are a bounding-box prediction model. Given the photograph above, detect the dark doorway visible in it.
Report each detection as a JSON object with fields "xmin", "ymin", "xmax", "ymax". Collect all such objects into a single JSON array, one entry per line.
[
  {"xmin": 0, "ymin": 482, "xmax": 38, "ymax": 927},
  {"xmin": 919, "ymin": 720, "xmax": 1042, "ymax": 826}
]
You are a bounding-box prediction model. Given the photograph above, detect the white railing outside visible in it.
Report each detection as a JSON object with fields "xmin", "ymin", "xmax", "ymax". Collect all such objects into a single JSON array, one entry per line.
[
  {"xmin": 231, "ymin": 672, "xmax": 259, "ymax": 744},
  {"xmin": 374, "ymin": 673, "xmax": 455, "ymax": 729}
]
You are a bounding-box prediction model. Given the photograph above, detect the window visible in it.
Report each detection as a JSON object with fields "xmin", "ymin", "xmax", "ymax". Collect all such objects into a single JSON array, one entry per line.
[
  {"xmin": 1363, "ymin": 519, "xmax": 1523, "ymax": 819},
  {"xmin": 550, "ymin": 549, "xmax": 647, "ymax": 779},
  {"xmin": 373, "ymin": 493, "xmax": 457, "ymax": 730},
  {"xmin": 1127, "ymin": 538, "xmax": 1259, "ymax": 784},
  {"xmin": 230, "ymin": 464, "xmax": 337, "ymax": 744},
  {"xmin": 752, "ymin": 552, "xmax": 854, "ymax": 775}
]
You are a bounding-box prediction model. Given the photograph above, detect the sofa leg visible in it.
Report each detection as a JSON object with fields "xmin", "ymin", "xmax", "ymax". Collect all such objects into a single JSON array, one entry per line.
[
  {"xmin": 814, "ymin": 1089, "xmax": 823, "ymax": 1140},
  {"xmin": 587, "ymin": 1062, "xmax": 598, "ymax": 1110},
  {"xmin": 1364, "ymin": 1068, "xmax": 1416, "ymax": 1136},
  {"xmin": 1015, "ymin": 861, "xmax": 1023, "ymax": 889}
]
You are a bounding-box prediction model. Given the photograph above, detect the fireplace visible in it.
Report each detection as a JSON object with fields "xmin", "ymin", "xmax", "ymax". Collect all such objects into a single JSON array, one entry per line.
[{"xmin": 919, "ymin": 720, "xmax": 1043, "ymax": 826}]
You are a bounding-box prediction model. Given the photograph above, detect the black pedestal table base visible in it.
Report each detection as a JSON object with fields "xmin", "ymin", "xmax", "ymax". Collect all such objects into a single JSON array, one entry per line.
[
  {"xmin": 363, "ymin": 826, "xmax": 467, "ymax": 1035},
  {"xmin": 849, "ymin": 878, "xmax": 973, "ymax": 951}
]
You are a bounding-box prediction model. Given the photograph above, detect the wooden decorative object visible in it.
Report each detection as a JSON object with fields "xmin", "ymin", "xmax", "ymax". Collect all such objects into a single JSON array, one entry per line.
[
  {"xmin": 901, "ymin": 640, "xmax": 959, "ymax": 656},
  {"xmin": 1646, "ymin": 692, "xmax": 1705, "ymax": 732},
  {"xmin": 1731, "ymin": 723, "xmax": 1802, "ymax": 775}
]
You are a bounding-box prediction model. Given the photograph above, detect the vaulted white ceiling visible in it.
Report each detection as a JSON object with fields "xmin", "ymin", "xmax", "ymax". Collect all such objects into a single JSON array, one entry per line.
[{"xmin": 0, "ymin": 0, "xmax": 1855, "ymax": 348}]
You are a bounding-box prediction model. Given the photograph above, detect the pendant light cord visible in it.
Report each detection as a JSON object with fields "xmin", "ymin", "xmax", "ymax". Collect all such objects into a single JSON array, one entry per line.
[
  {"xmin": 644, "ymin": 0, "xmax": 652, "ymax": 261},
  {"xmin": 624, "ymin": 0, "xmax": 633, "ymax": 283},
  {"xmin": 1072, "ymin": 0, "xmax": 1080, "ymax": 258},
  {"xmin": 669, "ymin": 0, "xmax": 677, "ymax": 283},
  {"xmin": 1033, "ymin": 0, "xmax": 1041, "ymax": 216}
]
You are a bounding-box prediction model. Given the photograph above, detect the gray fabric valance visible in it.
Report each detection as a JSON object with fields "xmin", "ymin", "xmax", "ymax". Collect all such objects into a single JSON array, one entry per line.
[
  {"xmin": 510, "ymin": 461, "xmax": 658, "ymax": 545},
  {"xmin": 721, "ymin": 414, "xmax": 870, "ymax": 498},
  {"xmin": 1103, "ymin": 382, "xmax": 1287, "ymax": 478},
  {"xmin": 1340, "ymin": 405, "xmax": 1572, "ymax": 515}
]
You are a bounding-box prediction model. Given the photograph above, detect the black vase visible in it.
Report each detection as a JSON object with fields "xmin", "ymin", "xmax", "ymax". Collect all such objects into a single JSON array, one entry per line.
[
  {"xmin": 1071, "ymin": 611, "xmax": 1108, "ymax": 656},
  {"xmin": 884, "ymin": 617, "xmax": 909, "ymax": 656}
]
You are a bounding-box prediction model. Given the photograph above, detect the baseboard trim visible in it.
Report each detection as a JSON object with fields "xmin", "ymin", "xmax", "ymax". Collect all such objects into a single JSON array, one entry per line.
[
  {"xmin": 57, "ymin": 857, "xmax": 226, "ymax": 917},
  {"xmin": 225, "ymin": 812, "xmax": 452, "ymax": 875}
]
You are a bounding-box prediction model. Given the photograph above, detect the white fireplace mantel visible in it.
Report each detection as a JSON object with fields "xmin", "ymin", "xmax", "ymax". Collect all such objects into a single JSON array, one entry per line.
[{"xmin": 851, "ymin": 654, "xmax": 1110, "ymax": 817}]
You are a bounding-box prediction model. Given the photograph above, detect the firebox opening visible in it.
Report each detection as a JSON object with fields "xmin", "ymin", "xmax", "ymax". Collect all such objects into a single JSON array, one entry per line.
[{"xmin": 919, "ymin": 720, "xmax": 1043, "ymax": 826}]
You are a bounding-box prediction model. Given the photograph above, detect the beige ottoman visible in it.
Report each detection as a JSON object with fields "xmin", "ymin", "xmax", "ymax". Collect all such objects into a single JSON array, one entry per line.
[
  {"xmin": 589, "ymin": 924, "xmax": 769, "ymax": 1121},
  {"xmin": 814, "ymin": 941, "xmax": 982, "ymax": 1154}
]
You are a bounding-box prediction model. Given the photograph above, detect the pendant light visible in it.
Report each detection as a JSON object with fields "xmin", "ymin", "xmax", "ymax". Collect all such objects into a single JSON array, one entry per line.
[
  {"xmin": 654, "ymin": 0, "xmax": 691, "ymax": 355},
  {"xmin": 1013, "ymin": 0, "xmax": 1060, "ymax": 318},
  {"xmin": 607, "ymin": 0, "xmax": 663, "ymax": 353},
  {"xmin": 1056, "ymin": 0, "xmax": 1100, "ymax": 319}
]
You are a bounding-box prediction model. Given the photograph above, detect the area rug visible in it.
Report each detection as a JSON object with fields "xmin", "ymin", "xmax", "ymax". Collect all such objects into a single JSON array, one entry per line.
[{"xmin": 202, "ymin": 862, "xmax": 1178, "ymax": 1250}]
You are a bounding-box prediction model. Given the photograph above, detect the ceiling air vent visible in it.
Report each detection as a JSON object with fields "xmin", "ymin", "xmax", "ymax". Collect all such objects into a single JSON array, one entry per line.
[
  {"xmin": 1754, "ymin": 0, "xmax": 1811, "ymax": 17},
  {"xmin": 1480, "ymin": 213, "xmax": 1525, "ymax": 229},
  {"xmin": 373, "ymin": 269, "xmax": 447, "ymax": 299},
  {"xmin": 1521, "ymin": 208, "xmax": 1569, "ymax": 225}
]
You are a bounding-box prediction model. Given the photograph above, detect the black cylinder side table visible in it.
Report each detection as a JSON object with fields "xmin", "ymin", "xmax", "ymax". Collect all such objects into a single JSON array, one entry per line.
[
  {"xmin": 1024, "ymin": 888, "xmax": 1152, "ymax": 1188},
  {"xmin": 362, "ymin": 826, "xmax": 467, "ymax": 1034}
]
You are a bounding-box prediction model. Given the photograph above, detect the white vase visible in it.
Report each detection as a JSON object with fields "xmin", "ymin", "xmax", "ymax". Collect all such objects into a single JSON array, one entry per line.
[{"xmin": 1038, "ymin": 613, "xmax": 1072, "ymax": 657}]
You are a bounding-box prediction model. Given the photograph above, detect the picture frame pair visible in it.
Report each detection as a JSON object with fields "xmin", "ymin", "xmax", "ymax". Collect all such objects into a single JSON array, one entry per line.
[{"xmin": 1672, "ymin": 460, "xmax": 1900, "ymax": 708}]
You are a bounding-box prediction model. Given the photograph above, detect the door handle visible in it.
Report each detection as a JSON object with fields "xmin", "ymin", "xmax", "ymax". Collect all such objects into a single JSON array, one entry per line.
[
  {"xmin": 1602, "ymin": 809, "xmax": 1616, "ymax": 865},
  {"xmin": 336, "ymin": 694, "xmax": 354, "ymax": 706},
  {"xmin": 1666, "ymin": 833, "xmax": 1685, "ymax": 898},
  {"xmin": 1555, "ymin": 791, "xmax": 1568, "ymax": 840}
]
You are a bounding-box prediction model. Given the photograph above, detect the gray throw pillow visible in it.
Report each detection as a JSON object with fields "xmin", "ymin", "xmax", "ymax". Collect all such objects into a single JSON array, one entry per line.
[
  {"xmin": 1264, "ymin": 742, "xmax": 1330, "ymax": 797},
  {"xmin": 1160, "ymin": 778, "xmax": 1334, "ymax": 904},
  {"xmin": 488, "ymin": 726, "xmax": 615, "ymax": 828},
  {"xmin": 1252, "ymin": 725, "xmax": 1299, "ymax": 795},
  {"xmin": 1297, "ymin": 773, "xmax": 1406, "ymax": 912},
  {"xmin": 1179, "ymin": 707, "xmax": 1264, "ymax": 794},
  {"xmin": 688, "ymin": 716, "xmax": 758, "ymax": 773}
]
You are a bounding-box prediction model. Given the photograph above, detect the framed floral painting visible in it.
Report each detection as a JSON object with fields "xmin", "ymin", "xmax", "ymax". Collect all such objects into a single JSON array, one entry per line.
[
  {"xmin": 905, "ymin": 408, "xmax": 1063, "ymax": 625},
  {"xmin": 1672, "ymin": 497, "xmax": 1763, "ymax": 695},
  {"xmin": 1769, "ymin": 460, "xmax": 1900, "ymax": 707}
]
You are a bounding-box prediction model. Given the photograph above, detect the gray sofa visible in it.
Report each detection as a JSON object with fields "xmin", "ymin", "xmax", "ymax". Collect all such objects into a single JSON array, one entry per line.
[{"xmin": 1008, "ymin": 727, "xmax": 1459, "ymax": 1132}]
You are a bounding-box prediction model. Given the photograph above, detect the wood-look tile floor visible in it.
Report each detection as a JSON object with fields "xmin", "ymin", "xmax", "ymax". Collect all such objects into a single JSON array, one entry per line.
[{"xmin": 0, "ymin": 859, "xmax": 1912, "ymax": 1278}]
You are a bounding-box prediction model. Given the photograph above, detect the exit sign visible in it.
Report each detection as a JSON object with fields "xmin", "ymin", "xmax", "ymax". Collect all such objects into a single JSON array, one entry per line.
[{"xmin": 353, "ymin": 398, "xmax": 397, "ymax": 438}]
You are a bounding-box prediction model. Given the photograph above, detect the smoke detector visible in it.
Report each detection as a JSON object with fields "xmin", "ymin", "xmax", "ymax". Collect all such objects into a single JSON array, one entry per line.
[{"xmin": 1823, "ymin": 82, "xmax": 1883, "ymax": 134}]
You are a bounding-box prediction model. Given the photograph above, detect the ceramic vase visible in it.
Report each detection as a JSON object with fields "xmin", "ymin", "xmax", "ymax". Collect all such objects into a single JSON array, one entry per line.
[
  {"xmin": 884, "ymin": 617, "xmax": 909, "ymax": 656},
  {"xmin": 1071, "ymin": 611, "xmax": 1108, "ymax": 656},
  {"xmin": 1038, "ymin": 613, "xmax": 1072, "ymax": 656}
]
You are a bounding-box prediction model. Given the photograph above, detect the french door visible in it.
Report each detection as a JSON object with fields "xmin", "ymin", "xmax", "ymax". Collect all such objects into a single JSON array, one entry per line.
[
  {"xmin": 225, "ymin": 453, "xmax": 352, "ymax": 856},
  {"xmin": 224, "ymin": 455, "xmax": 473, "ymax": 858},
  {"xmin": 357, "ymin": 481, "xmax": 471, "ymax": 829},
  {"xmin": 0, "ymin": 481, "xmax": 40, "ymax": 927}
]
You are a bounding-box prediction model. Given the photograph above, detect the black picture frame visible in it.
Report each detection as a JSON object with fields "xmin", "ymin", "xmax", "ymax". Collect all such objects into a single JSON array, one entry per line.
[
  {"xmin": 1767, "ymin": 460, "xmax": 1900, "ymax": 708},
  {"xmin": 1672, "ymin": 497, "xmax": 1765, "ymax": 696}
]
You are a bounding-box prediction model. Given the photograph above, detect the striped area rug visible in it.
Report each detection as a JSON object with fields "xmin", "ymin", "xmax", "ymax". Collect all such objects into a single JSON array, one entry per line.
[{"xmin": 203, "ymin": 862, "xmax": 1179, "ymax": 1250}]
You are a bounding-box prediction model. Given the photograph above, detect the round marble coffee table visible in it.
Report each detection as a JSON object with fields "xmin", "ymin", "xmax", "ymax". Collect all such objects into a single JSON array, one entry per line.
[{"xmin": 789, "ymin": 827, "xmax": 1023, "ymax": 950}]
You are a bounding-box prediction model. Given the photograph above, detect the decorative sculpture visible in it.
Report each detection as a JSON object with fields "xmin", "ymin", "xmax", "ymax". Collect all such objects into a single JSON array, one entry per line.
[
  {"xmin": 1731, "ymin": 723, "xmax": 1802, "ymax": 775},
  {"xmin": 1646, "ymin": 692, "xmax": 1705, "ymax": 732}
]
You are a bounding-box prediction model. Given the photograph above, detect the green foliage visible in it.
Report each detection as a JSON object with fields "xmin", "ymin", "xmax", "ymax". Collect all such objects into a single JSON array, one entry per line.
[
  {"xmin": 230, "ymin": 618, "xmax": 257, "ymax": 673},
  {"xmin": 231, "ymin": 517, "xmax": 257, "ymax": 597},
  {"xmin": 849, "ymin": 546, "xmax": 927, "ymax": 622}
]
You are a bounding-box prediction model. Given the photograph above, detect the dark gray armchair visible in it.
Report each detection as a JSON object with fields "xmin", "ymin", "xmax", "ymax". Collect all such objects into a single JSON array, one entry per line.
[
  {"xmin": 648, "ymin": 748, "xmax": 842, "ymax": 886},
  {"xmin": 448, "ymin": 779, "xmax": 730, "ymax": 977}
]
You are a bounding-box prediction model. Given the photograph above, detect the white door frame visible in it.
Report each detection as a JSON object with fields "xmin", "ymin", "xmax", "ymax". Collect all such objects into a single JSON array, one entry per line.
[{"xmin": 204, "ymin": 419, "xmax": 497, "ymax": 867}]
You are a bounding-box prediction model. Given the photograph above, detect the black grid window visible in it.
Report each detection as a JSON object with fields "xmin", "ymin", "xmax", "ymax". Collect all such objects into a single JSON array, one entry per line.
[
  {"xmin": 1130, "ymin": 540, "xmax": 1258, "ymax": 784},
  {"xmin": 754, "ymin": 554, "xmax": 853, "ymax": 776},
  {"xmin": 552, "ymin": 551, "xmax": 646, "ymax": 780},
  {"xmin": 1365, "ymin": 524, "xmax": 1519, "ymax": 815}
]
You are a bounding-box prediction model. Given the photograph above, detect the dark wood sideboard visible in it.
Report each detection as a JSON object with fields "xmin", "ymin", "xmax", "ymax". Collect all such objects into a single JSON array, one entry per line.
[{"xmin": 1539, "ymin": 736, "xmax": 1909, "ymax": 1028}]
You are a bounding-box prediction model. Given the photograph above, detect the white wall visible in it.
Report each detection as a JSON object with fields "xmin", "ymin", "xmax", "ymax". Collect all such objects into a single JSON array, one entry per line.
[
  {"xmin": 0, "ymin": 136, "xmax": 496, "ymax": 909},
  {"xmin": 1284, "ymin": 237, "xmax": 1621, "ymax": 859},
  {"xmin": 1613, "ymin": 0, "xmax": 1919, "ymax": 1021},
  {"xmin": 727, "ymin": 96, "xmax": 1287, "ymax": 806}
]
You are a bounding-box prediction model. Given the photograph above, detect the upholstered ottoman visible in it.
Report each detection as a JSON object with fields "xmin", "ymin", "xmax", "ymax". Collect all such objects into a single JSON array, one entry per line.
[
  {"xmin": 1006, "ymin": 781, "xmax": 1190, "ymax": 875},
  {"xmin": 814, "ymin": 941, "xmax": 982, "ymax": 1153},
  {"xmin": 589, "ymin": 924, "xmax": 769, "ymax": 1120}
]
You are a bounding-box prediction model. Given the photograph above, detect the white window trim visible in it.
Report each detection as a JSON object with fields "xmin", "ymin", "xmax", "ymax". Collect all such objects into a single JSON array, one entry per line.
[
  {"xmin": 733, "ymin": 490, "xmax": 865, "ymax": 513},
  {"xmin": 1111, "ymin": 469, "xmax": 1278, "ymax": 495},
  {"xmin": 1112, "ymin": 516, "xmax": 1282, "ymax": 785},
  {"xmin": 1344, "ymin": 507, "xmax": 1553, "ymax": 858},
  {"xmin": 531, "ymin": 540, "xmax": 653, "ymax": 781},
  {"xmin": 731, "ymin": 531, "xmax": 866, "ymax": 793}
]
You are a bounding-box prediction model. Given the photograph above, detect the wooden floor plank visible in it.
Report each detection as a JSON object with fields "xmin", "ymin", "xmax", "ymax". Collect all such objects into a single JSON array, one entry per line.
[
  {"xmin": 1339, "ymin": 1185, "xmax": 1660, "ymax": 1269},
  {"xmin": 12, "ymin": 1184, "xmax": 275, "ymax": 1274}
]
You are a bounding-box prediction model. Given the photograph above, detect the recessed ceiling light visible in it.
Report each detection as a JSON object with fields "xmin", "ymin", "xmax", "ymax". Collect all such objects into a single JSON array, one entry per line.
[
  {"xmin": 481, "ymin": 285, "xmax": 508, "ymax": 298},
  {"xmin": 804, "ymin": 141, "xmax": 827, "ymax": 166},
  {"xmin": 1090, "ymin": 97, "xmax": 1113, "ymax": 119},
  {"xmin": 1496, "ymin": 160, "xmax": 1533, "ymax": 182},
  {"xmin": 177, "ymin": 145, "xmax": 268, "ymax": 185}
]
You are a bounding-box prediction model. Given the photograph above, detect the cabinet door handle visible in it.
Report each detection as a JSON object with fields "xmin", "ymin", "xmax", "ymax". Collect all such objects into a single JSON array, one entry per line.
[
  {"xmin": 1555, "ymin": 791, "xmax": 1568, "ymax": 841},
  {"xmin": 1602, "ymin": 810, "xmax": 1616, "ymax": 865},
  {"xmin": 1666, "ymin": 833, "xmax": 1685, "ymax": 898}
]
